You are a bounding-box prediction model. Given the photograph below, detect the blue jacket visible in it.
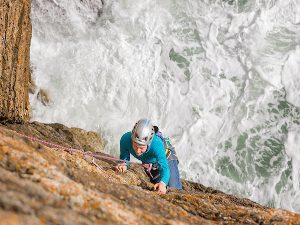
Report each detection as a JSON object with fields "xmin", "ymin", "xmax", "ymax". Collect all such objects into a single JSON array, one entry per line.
[{"xmin": 119, "ymin": 131, "xmax": 170, "ymax": 185}]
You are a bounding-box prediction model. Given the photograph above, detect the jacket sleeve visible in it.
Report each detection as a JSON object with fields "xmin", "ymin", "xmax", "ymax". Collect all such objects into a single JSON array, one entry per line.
[
  {"xmin": 154, "ymin": 141, "xmax": 170, "ymax": 185},
  {"xmin": 119, "ymin": 133, "xmax": 131, "ymax": 168}
]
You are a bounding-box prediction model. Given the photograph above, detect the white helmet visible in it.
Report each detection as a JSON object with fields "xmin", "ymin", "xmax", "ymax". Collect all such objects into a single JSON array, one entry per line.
[{"xmin": 131, "ymin": 119, "xmax": 155, "ymax": 146}]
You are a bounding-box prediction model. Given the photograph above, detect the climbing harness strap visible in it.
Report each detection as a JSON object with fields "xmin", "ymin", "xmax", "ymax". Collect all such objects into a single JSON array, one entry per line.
[{"xmin": 142, "ymin": 162, "xmax": 160, "ymax": 181}]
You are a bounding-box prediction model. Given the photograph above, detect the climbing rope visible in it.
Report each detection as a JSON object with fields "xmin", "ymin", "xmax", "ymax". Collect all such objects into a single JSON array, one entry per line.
[{"xmin": 0, "ymin": 125, "xmax": 142, "ymax": 167}]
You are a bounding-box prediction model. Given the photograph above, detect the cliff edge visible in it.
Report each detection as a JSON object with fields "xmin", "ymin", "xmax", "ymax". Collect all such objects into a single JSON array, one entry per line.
[{"xmin": 0, "ymin": 122, "xmax": 299, "ymax": 225}]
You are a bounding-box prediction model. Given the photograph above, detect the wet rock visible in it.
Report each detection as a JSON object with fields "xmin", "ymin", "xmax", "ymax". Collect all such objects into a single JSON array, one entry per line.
[{"xmin": 37, "ymin": 89, "xmax": 51, "ymax": 106}]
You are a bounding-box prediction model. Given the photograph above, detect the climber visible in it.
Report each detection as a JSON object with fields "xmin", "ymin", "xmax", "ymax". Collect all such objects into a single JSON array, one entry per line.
[{"xmin": 116, "ymin": 118, "xmax": 182, "ymax": 194}]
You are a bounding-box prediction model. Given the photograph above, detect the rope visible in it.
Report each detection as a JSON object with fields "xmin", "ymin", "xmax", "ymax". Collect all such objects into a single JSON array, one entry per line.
[{"xmin": 0, "ymin": 125, "xmax": 141, "ymax": 166}]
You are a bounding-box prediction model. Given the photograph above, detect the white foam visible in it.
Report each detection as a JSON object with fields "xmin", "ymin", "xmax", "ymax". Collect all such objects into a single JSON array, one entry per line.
[
  {"xmin": 285, "ymin": 129, "xmax": 300, "ymax": 191},
  {"xmin": 30, "ymin": 0, "xmax": 300, "ymax": 213},
  {"xmin": 282, "ymin": 47, "xmax": 300, "ymax": 107}
]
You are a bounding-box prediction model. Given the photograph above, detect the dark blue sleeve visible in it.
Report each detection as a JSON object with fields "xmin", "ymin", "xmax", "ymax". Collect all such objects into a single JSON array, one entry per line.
[{"xmin": 119, "ymin": 132, "xmax": 131, "ymax": 168}]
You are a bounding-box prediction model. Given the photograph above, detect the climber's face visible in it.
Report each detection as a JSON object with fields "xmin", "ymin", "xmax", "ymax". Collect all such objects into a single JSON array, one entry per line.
[{"xmin": 132, "ymin": 141, "xmax": 147, "ymax": 156}]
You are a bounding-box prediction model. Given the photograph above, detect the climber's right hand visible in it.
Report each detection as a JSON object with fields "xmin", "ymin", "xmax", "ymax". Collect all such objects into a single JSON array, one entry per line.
[{"xmin": 116, "ymin": 163, "xmax": 127, "ymax": 173}]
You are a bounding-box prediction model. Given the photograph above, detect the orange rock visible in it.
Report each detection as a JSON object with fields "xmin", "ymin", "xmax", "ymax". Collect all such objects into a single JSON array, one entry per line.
[{"xmin": 0, "ymin": 123, "xmax": 299, "ymax": 224}]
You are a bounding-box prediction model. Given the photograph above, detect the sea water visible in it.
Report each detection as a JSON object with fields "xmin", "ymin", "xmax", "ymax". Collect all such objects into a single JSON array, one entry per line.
[{"xmin": 30, "ymin": 0, "xmax": 300, "ymax": 213}]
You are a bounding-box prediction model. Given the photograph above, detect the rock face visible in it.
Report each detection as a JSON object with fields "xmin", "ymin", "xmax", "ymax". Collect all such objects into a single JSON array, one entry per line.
[
  {"xmin": 0, "ymin": 122, "xmax": 299, "ymax": 225},
  {"xmin": 0, "ymin": 0, "xmax": 31, "ymax": 122},
  {"xmin": 1, "ymin": 1, "xmax": 298, "ymax": 224}
]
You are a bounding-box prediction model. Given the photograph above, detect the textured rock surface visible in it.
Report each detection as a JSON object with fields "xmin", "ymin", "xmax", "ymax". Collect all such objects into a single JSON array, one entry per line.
[
  {"xmin": 0, "ymin": 0, "xmax": 32, "ymax": 122},
  {"xmin": 0, "ymin": 122, "xmax": 299, "ymax": 224}
]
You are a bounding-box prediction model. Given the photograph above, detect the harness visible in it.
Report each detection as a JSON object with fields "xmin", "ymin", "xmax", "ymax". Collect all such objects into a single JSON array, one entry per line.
[{"xmin": 143, "ymin": 128, "xmax": 178, "ymax": 182}]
